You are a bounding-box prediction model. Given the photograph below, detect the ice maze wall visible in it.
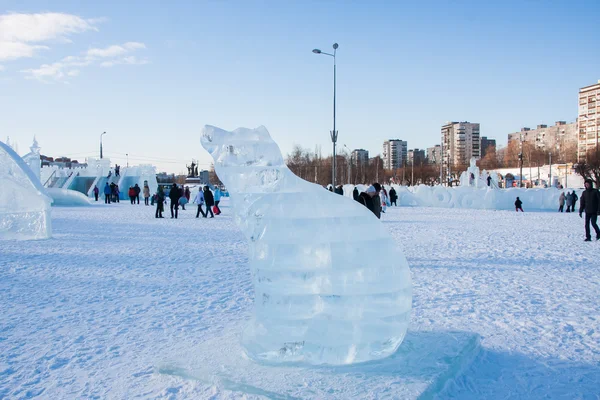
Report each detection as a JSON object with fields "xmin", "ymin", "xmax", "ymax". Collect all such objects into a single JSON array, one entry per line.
[
  {"xmin": 0, "ymin": 141, "xmax": 52, "ymax": 240},
  {"xmin": 201, "ymin": 125, "xmax": 412, "ymax": 366},
  {"xmin": 342, "ymin": 184, "xmax": 563, "ymax": 211}
]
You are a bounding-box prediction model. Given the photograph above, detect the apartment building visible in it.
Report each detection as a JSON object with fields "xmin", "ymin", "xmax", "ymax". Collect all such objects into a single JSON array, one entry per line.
[
  {"xmin": 480, "ymin": 137, "xmax": 496, "ymax": 157},
  {"xmin": 578, "ymin": 80, "xmax": 600, "ymax": 161},
  {"xmin": 351, "ymin": 149, "xmax": 369, "ymax": 165},
  {"xmin": 507, "ymin": 121, "xmax": 577, "ymax": 156},
  {"xmin": 382, "ymin": 139, "xmax": 407, "ymax": 169},
  {"xmin": 441, "ymin": 122, "xmax": 480, "ymax": 166},
  {"xmin": 408, "ymin": 149, "xmax": 426, "ymax": 166},
  {"xmin": 427, "ymin": 145, "xmax": 442, "ymax": 164}
]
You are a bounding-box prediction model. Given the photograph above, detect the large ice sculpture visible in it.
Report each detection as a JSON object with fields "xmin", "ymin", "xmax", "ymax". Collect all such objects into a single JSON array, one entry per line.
[
  {"xmin": 201, "ymin": 125, "xmax": 412, "ymax": 365},
  {"xmin": 0, "ymin": 140, "xmax": 52, "ymax": 240}
]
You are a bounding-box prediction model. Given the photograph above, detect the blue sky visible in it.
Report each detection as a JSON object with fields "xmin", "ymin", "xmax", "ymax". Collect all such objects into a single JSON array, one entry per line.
[{"xmin": 1, "ymin": 0, "xmax": 599, "ymax": 173}]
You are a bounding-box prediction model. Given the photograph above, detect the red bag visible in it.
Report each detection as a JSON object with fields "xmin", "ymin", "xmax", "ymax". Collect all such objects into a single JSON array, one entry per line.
[{"xmin": 213, "ymin": 205, "xmax": 219, "ymax": 214}]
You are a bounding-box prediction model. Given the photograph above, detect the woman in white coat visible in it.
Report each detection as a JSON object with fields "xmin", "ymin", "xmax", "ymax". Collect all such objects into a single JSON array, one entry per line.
[{"xmin": 193, "ymin": 188, "xmax": 206, "ymax": 218}]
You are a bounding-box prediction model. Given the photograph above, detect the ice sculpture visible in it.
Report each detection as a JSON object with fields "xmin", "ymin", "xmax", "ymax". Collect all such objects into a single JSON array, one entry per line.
[
  {"xmin": 0, "ymin": 140, "xmax": 52, "ymax": 240},
  {"xmin": 201, "ymin": 125, "xmax": 412, "ymax": 365}
]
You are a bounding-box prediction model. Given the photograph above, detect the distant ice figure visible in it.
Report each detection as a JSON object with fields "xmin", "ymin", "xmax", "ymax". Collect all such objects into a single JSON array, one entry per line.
[
  {"xmin": 201, "ymin": 125, "xmax": 412, "ymax": 365},
  {"xmin": 0, "ymin": 140, "xmax": 52, "ymax": 240}
]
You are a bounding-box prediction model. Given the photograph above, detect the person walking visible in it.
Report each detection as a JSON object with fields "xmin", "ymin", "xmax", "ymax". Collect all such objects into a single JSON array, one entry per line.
[
  {"xmin": 389, "ymin": 187, "xmax": 397, "ymax": 206},
  {"xmin": 214, "ymin": 187, "xmax": 222, "ymax": 215},
  {"xmin": 558, "ymin": 192, "xmax": 565, "ymax": 212},
  {"xmin": 93, "ymin": 185, "xmax": 99, "ymax": 202},
  {"xmin": 566, "ymin": 191, "xmax": 573, "ymax": 212},
  {"xmin": 184, "ymin": 186, "xmax": 191, "ymax": 202},
  {"xmin": 358, "ymin": 186, "xmax": 378, "ymax": 217},
  {"xmin": 193, "ymin": 187, "xmax": 206, "ymax": 218},
  {"xmin": 134, "ymin": 183, "xmax": 141, "ymax": 204},
  {"xmin": 487, "ymin": 174, "xmax": 492, "ymax": 187},
  {"xmin": 155, "ymin": 187, "xmax": 165, "ymax": 218},
  {"xmin": 579, "ymin": 179, "xmax": 600, "ymax": 241},
  {"xmin": 515, "ymin": 197, "xmax": 524, "ymax": 212},
  {"xmin": 203, "ymin": 186, "xmax": 215, "ymax": 218},
  {"xmin": 572, "ymin": 190, "xmax": 579, "ymax": 213},
  {"xmin": 103, "ymin": 182, "xmax": 111, "ymax": 204},
  {"xmin": 372, "ymin": 183, "xmax": 382, "ymax": 219},
  {"xmin": 114, "ymin": 184, "xmax": 120, "ymax": 203},
  {"xmin": 143, "ymin": 184, "xmax": 150, "ymax": 206},
  {"xmin": 169, "ymin": 184, "xmax": 181, "ymax": 218},
  {"xmin": 380, "ymin": 187, "xmax": 388, "ymax": 213},
  {"xmin": 128, "ymin": 186, "xmax": 136, "ymax": 204}
]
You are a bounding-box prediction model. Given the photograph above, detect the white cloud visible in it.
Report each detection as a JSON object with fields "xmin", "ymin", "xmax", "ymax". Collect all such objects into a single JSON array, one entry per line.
[
  {"xmin": 22, "ymin": 41, "xmax": 148, "ymax": 82},
  {"xmin": 86, "ymin": 41, "xmax": 145, "ymax": 58},
  {"xmin": 0, "ymin": 12, "xmax": 98, "ymax": 61}
]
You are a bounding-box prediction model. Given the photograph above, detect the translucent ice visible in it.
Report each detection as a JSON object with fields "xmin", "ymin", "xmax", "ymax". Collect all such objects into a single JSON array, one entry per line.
[
  {"xmin": 201, "ymin": 125, "xmax": 412, "ymax": 365},
  {"xmin": 0, "ymin": 140, "xmax": 52, "ymax": 240}
]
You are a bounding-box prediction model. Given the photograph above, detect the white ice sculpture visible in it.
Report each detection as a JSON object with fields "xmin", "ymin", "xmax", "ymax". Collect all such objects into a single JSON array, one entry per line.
[
  {"xmin": 201, "ymin": 125, "xmax": 412, "ymax": 365},
  {"xmin": 0, "ymin": 140, "xmax": 52, "ymax": 240}
]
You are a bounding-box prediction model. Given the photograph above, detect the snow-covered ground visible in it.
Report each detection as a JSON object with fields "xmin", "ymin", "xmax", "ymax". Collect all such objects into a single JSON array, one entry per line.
[{"xmin": 1, "ymin": 198, "xmax": 599, "ymax": 399}]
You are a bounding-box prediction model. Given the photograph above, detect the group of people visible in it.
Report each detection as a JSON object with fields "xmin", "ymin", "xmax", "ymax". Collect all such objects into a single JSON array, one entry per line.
[
  {"xmin": 127, "ymin": 184, "xmax": 151, "ymax": 205},
  {"xmin": 558, "ymin": 191, "xmax": 579, "ymax": 213},
  {"xmin": 153, "ymin": 184, "xmax": 223, "ymax": 219},
  {"xmin": 94, "ymin": 182, "xmax": 121, "ymax": 204}
]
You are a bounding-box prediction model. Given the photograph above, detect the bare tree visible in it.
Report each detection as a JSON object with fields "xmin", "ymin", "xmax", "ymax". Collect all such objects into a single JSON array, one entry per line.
[{"xmin": 575, "ymin": 150, "xmax": 600, "ymax": 186}]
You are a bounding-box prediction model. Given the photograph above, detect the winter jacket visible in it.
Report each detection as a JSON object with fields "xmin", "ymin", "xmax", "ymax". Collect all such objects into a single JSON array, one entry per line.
[
  {"xmin": 134, "ymin": 184, "xmax": 141, "ymax": 195},
  {"xmin": 372, "ymin": 194, "xmax": 381, "ymax": 219},
  {"xmin": 559, "ymin": 193, "xmax": 565, "ymax": 206},
  {"xmin": 93, "ymin": 186, "xmax": 99, "ymax": 195},
  {"xmin": 169, "ymin": 186, "xmax": 181, "ymax": 201},
  {"xmin": 128, "ymin": 188, "xmax": 136, "ymax": 197},
  {"xmin": 204, "ymin": 189, "xmax": 215, "ymax": 207},
  {"xmin": 515, "ymin": 199, "xmax": 523, "ymax": 208},
  {"xmin": 579, "ymin": 187, "xmax": 600, "ymax": 215},
  {"xmin": 156, "ymin": 189, "xmax": 165, "ymax": 203},
  {"xmin": 103, "ymin": 184, "xmax": 111, "ymax": 195},
  {"xmin": 193, "ymin": 191, "xmax": 205, "ymax": 205},
  {"xmin": 389, "ymin": 188, "xmax": 397, "ymax": 202},
  {"xmin": 214, "ymin": 189, "xmax": 222, "ymax": 201},
  {"xmin": 143, "ymin": 186, "xmax": 150, "ymax": 198},
  {"xmin": 353, "ymin": 188, "xmax": 359, "ymax": 201},
  {"xmin": 358, "ymin": 192, "xmax": 376, "ymax": 216},
  {"xmin": 566, "ymin": 193, "xmax": 573, "ymax": 206}
]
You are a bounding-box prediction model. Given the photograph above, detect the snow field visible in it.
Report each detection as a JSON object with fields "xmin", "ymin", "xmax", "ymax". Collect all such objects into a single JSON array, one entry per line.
[{"xmin": 1, "ymin": 198, "xmax": 599, "ymax": 398}]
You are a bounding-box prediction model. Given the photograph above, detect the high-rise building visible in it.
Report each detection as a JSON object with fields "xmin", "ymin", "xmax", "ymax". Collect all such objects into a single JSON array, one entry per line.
[
  {"xmin": 382, "ymin": 139, "xmax": 407, "ymax": 169},
  {"xmin": 480, "ymin": 137, "xmax": 496, "ymax": 157},
  {"xmin": 351, "ymin": 149, "xmax": 369, "ymax": 166},
  {"xmin": 408, "ymin": 149, "xmax": 425, "ymax": 166},
  {"xmin": 426, "ymin": 145, "xmax": 442, "ymax": 164},
  {"xmin": 441, "ymin": 121, "xmax": 480, "ymax": 167},
  {"xmin": 578, "ymin": 80, "xmax": 600, "ymax": 161}
]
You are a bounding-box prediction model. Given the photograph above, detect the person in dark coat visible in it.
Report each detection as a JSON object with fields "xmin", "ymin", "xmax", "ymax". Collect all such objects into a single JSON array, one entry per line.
[
  {"xmin": 155, "ymin": 187, "xmax": 165, "ymax": 218},
  {"xmin": 487, "ymin": 174, "xmax": 492, "ymax": 187},
  {"xmin": 128, "ymin": 186, "xmax": 136, "ymax": 204},
  {"xmin": 358, "ymin": 185, "xmax": 377, "ymax": 217},
  {"xmin": 93, "ymin": 185, "xmax": 99, "ymax": 202},
  {"xmin": 389, "ymin": 187, "xmax": 397, "ymax": 206},
  {"xmin": 134, "ymin": 183, "xmax": 141, "ymax": 204},
  {"xmin": 572, "ymin": 190, "xmax": 579, "ymax": 213},
  {"xmin": 515, "ymin": 197, "xmax": 523, "ymax": 212},
  {"xmin": 169, "ymin": 183, "xmax": 181, "ymax": 219},
  {"xmin": 203, "ymin": 186, "xmax": 215, "ymax": 218},
  {"xmin": 579, "ymin": 179, "xmax": 600, "ymax": 241},
  {"xmin": 371, "ymin": 183, "xmax": 382, "ymax": 219},
  {"xmin": 352, "ymin": 187, "xmax": 359, "ymax": 202}
]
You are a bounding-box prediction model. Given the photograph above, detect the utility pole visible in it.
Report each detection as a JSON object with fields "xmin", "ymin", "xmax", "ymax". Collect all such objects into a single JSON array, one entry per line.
[{"xmin": 519, "ymin": 133, "xmax": 524, "ymax": 188}]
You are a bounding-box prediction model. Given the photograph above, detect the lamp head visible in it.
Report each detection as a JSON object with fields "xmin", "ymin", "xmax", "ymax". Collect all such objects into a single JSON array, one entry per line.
[
  {"xmin": 312, "ymin": 49, "xmax": 322, "ymax": 54},
  {"xmin": 333, "ymin": 43, "xmax": 339, "ymax": 50}
]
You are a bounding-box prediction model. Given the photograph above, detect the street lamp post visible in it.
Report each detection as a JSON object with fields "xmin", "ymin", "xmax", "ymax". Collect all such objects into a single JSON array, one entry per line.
[
  {"xmin": 313, "ymin": 43, "xmax": 339, "ymax": 188},
  {"xmin": 100, "ymin": 132, "xmax": 106, "ymax": 159},
  {"xmin": 126, "ymin": 153, "xmax": 129, "ymax": 168}
]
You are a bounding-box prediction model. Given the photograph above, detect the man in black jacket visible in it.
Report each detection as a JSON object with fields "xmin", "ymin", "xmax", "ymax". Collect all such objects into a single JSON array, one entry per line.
[
  {"xmin": 169, "ymin": 184, "xmax": 181, "ymax": 219},
  {"xmin": 579, "ymin": 179, "xmax": 600, "ymax": 241},
  {"xmin": 389, "ymin": 187, "xmax": 397, "ymax": 206},
  {"xmin": 203, "ymin": 186, "xmax": 215, "ymax": 218}
]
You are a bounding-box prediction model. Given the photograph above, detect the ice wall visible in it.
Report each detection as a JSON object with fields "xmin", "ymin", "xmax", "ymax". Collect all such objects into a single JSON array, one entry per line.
[
  {"xmin": 47, "ymin": 188, "xmax": 91, "ymax": 206},
  {"xmin": 201, "ymin": 125, "xmax": 412, "ymax": 365},
  {"xmin": 0, "ymin": 141, "xmax": 52, "ymax": 240}
]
